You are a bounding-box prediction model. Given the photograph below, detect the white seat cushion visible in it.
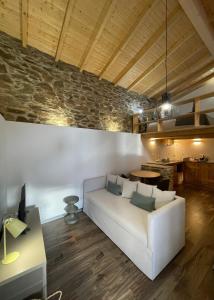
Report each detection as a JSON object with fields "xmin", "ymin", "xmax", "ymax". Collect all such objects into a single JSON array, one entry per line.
[
  {"xmin": 137, "ymin": 182, "xmax": 156, "ymax": 197},
  {"xmin": 106, "ymin": 174, "xmax": 118, "ymax": 185},
  {"xmin": 117, "ymin": 176, "xmax": 128, "ymax": 186},
  {"xmin": 86, "ymin": 189, "xmax": 148, "ymax": 246},
  {"xmin": 153, "ymin": 187, "xmax": 176, "ymax": 209},
  {"xmin": 122, "ymin": 180, "xmax": 138, "ymax": 198}
]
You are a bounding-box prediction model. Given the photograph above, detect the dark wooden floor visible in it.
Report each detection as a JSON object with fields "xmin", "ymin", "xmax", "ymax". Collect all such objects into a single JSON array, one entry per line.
[{"xmin": 42, "ymin": 184, "xmax": 214, "ymax": 300}]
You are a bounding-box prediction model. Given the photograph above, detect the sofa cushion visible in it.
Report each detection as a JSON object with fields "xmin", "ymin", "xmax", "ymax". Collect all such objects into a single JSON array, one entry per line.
[
  {"xmin": 106, "ymin": 181, "xmax": 122, "ymax": 195},
  {"xmin": 86, "ymin": 189, "xmax": 148, "ymax": 246},
  {"xmin": 117, "ymin": 176, "xmax": 128, "ymax": 187},
  {"xmin": 137, "ymin": 182, "xmax": 156, "ymax": 197},
  {"xmin": 122, "ymin": 180, "xmax": 138, "ymax": 198},
  {"xmin": 153, "ymin": 187, "xmax": 176, "ymax": 209},
  {"xmin": 106, "ymin": 174, "xmax": 117, "ymax": 185},
  {"xmin": 131, "ymin": 191, "xmax": 155, "ymax": 212}
]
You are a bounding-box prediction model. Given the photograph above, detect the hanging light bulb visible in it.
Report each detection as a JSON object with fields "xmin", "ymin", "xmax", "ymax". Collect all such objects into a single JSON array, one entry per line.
[
  {"xmin": 161, "ymin": 92, "xmax": 171, "ymax": 111},
  {"xmin": 160, "ymin": 0, "xmax": 172, "ymax": 113}
]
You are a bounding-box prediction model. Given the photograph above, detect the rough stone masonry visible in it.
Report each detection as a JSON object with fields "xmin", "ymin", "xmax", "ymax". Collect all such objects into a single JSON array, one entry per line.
[{"xmin": 0, "ymin": 32, "xmax": 153, "ymax": 132}]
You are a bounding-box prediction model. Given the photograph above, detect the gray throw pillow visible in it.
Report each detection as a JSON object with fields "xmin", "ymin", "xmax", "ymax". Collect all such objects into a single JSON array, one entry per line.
[
  {"xmin": 130, "ymin": 191, "xmax": 155, "ymax": 212},
  {"xmin": 107, "ymin": 181, "xmax": 122, "ymax": 196}
]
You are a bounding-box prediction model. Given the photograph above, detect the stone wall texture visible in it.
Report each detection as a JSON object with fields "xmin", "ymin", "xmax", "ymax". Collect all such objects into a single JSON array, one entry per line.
[{"xmin": 0, "ymin": 32, "xmax": 154, "ymax": 132}]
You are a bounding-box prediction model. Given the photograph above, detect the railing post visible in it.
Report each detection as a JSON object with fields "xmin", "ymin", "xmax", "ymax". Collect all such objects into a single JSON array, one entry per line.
[
  {"xmin": 157, "ymin": 119, "xmax": 163, "ymax": 132},
  {"xmin": 194, "ymin": 97, "xmax": 200, "ymax": 126}
]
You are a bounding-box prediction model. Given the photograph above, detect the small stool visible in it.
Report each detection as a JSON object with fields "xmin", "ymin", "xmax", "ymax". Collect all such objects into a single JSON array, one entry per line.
[{"xmin": 63, "ymin": 196, "xmax": 79, "ymax": 224}]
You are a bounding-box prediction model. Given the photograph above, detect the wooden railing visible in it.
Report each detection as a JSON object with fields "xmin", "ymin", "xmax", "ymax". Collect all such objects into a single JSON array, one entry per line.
[{"xmin": 132, "ymin": 91, "xmax": 214, "ymax": 138}]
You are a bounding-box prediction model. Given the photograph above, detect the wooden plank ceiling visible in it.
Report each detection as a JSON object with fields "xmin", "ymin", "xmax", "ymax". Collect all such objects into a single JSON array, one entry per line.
[{"xmin": 0, "ymin": 0, "xmax": 213, "ymax": 101}]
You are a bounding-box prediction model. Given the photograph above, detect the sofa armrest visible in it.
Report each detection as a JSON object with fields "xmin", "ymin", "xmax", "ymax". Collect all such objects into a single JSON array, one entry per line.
[
  {"xmin": 83, "ymin": 176, "xmax": 106, "ymax": 196},
  {"xmin": 147, "ymin": 196, "xmax": 185, "ymax": 279},
  {"xmin": 83, "ymin": 176, "xmax": 106, "ymax": 213}
]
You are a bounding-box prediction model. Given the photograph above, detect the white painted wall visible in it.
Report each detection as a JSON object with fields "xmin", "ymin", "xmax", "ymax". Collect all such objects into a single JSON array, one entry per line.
[{"xmin": 3, "ymin": 121, "xmax": 150, "ymax": 223}]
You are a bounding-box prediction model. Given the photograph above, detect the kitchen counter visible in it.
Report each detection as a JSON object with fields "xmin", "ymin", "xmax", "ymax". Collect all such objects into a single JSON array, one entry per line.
[
  {"xmin": 184, "ymin": 161, "xmax": 214, "ymax": 186},
  {"xmin": 142, "ymin": 162, "xmax": 174, "ymax": 169},
  {"xmin": 148, "ymin": 160, "xmax": 183, "ymax": 166},
  {"xmin": 183, "ymin": 160, "xmax": 214, "ymax": 164}
]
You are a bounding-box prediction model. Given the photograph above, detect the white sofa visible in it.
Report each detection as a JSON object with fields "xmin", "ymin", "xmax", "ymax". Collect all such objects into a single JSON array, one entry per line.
[{"xmin": 83, "ymin": 176, "xmax": 185, "ymax": 280}]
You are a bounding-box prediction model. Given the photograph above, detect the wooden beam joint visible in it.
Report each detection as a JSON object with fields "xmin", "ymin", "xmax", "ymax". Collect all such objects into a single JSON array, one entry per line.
[{"xmin": 194, "ymin": 97, "xmax": 200, "ymax": 126}]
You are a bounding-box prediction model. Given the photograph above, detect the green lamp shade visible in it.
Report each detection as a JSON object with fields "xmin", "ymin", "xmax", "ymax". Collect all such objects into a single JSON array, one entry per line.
[{"xmin": 5, "ymin": 218, "xmax": 27, "ymax": 238}]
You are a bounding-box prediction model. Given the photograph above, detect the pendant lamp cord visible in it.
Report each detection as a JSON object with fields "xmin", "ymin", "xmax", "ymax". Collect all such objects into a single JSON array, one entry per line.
[{"xmin": 165, "ymin": 0, "xmax": 168, "ymax": 94}]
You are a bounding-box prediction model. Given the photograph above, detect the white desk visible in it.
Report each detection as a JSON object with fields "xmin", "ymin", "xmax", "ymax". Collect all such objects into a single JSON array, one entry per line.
[{"xmin": 0, "ymin": 207, "xmax": 47, "ymax": 300}]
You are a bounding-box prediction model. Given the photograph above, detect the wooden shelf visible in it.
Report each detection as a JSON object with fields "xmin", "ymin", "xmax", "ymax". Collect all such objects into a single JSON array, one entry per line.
[{"xmin": 141, "ymin": 125, "xmax": 214, "ymax": 139}]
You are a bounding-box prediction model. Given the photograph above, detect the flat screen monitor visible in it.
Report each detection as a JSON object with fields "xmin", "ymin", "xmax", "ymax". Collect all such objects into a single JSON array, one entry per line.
[{"xmin": 18, "ymin": 184, "xmax": 26, "ymax": 223}]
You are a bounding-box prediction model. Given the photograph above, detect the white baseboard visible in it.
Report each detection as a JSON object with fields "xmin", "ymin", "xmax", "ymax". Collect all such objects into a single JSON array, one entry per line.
[
  {"xmin": 42, "ymin": 213, "xmax": 65, "ymax": 224},
  {"xmin": 41, "ymin": 208, "xmax": 83, "ymax": 224}
]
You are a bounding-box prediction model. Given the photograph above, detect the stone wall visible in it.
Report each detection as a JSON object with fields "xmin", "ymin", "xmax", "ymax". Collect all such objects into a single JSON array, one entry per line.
[{"xmin": 0, "ymin": 32, "xmax": 153, "ymax": 132}]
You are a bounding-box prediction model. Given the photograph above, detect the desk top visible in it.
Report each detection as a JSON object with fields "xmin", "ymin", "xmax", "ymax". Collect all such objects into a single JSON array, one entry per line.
[
  {"xmin": 131, "ymin": 170, "xmax": 161, "ymax": 178},
  {"xmin": 0, "ymin": 207, "xmax": 46, "ymax": 286}
]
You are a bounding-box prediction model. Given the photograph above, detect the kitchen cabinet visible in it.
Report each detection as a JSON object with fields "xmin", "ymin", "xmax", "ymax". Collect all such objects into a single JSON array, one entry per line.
[{"xmin": 183, "ymin": 161, "xmax": 214, "ymax": 186}]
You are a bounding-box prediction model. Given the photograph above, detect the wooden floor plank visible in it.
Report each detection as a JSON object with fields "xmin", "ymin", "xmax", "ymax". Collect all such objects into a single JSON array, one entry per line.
[{"xmin": 43, "ymin": 184, "xmax": 214, "ymax": 300}]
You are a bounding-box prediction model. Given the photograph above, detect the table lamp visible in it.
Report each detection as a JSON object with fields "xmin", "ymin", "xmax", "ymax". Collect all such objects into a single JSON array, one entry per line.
[{"xmin": 2, "ymin": 217, "xmax": 27, "ymax": 265}]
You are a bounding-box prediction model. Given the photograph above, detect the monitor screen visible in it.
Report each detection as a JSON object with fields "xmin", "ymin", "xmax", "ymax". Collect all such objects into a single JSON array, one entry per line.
[{"xmin": 18, "ymin": 184, "xmax": 26, "ymax": 223}]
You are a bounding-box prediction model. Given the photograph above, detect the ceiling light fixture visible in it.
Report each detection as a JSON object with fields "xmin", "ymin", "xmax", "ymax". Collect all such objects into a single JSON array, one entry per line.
[
  {"xmin": 160, "ymin": 0, "xmax": 172, "ymax": 112},
  {"xmin": 193, "ymin": 138, "xmax": 202, "ymax": 144}
]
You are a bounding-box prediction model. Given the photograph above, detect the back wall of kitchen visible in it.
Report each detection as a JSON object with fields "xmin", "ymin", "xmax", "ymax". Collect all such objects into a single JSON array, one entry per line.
[{"xmin": 144, "ymin": 138, "xmax": 214, "ymax": 162}]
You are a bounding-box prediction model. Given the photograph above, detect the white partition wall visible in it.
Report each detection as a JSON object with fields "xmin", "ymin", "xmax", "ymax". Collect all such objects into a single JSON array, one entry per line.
[{"xmin": 2, "ymin": 120, "xmax": 150, "ymax": 223}]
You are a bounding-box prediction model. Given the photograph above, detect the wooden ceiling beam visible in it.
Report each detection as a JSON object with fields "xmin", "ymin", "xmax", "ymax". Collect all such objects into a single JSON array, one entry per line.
[
  {"xmin": 98, "ymin": 0, "xmax": 156, "ymax": 80},
  {"xmin": 146, "ymin": 46, "xmax": 207, "ymax": 97},
  {"xmin": 154, "ymin": 66, "xmax": 213, "ymax": 101},
  {"xmin": 172, "ymin": 72, "xmax": 214, "ymax": 101},
  {"xmin": 172, "ymin": 70, "xmax": 214, "ymax": 94},
  {"xmin": 79, "ymin": 0, "xmax": 117, "ymax": 72},
  {"xmin": 156, "ymin": 61, "xmax": 214, "ymax": 100},
  {"xmin": 127, "ymin": 32, "xmax": 195, "ymax": 91},
  {"xmin": 147, "ymin": 57, "xmax": 214, "ymax": 99},
  {"xmin": 113, "ymin": 7, "xmax": 181, "ymax": 86},
  {"xmin": 21, "ymin": 0, "xmax": 28, "ymax": 47},
  {"xmin": 178, "ymin": 0, "xmax": 214, "ymax": 57},
  {"xmin": 55, "ymin": 0, "xmax": 75, "ymax": 62},
  {"xmin": 173, "ymin": 91, "xmax": 214, "ymax": 105}
]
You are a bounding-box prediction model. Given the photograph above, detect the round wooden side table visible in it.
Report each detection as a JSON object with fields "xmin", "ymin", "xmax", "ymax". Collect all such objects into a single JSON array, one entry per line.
[
  {"xmin": 63, "ymin": 196, "xmax": 79, "ymax": 224},
  {"xmin": 130, "ymin": 170, "xmax": 161, "ymax": 183}
]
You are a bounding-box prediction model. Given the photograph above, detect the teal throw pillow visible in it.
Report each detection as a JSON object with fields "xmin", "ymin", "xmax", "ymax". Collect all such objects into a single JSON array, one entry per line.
[
  {"xmin": 107, "ymin": 181, "xmax": 122, "ymax": 196},
  {"xmin": 130, "ymin": 191, "xmax": 155, "ymax": 212}
]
